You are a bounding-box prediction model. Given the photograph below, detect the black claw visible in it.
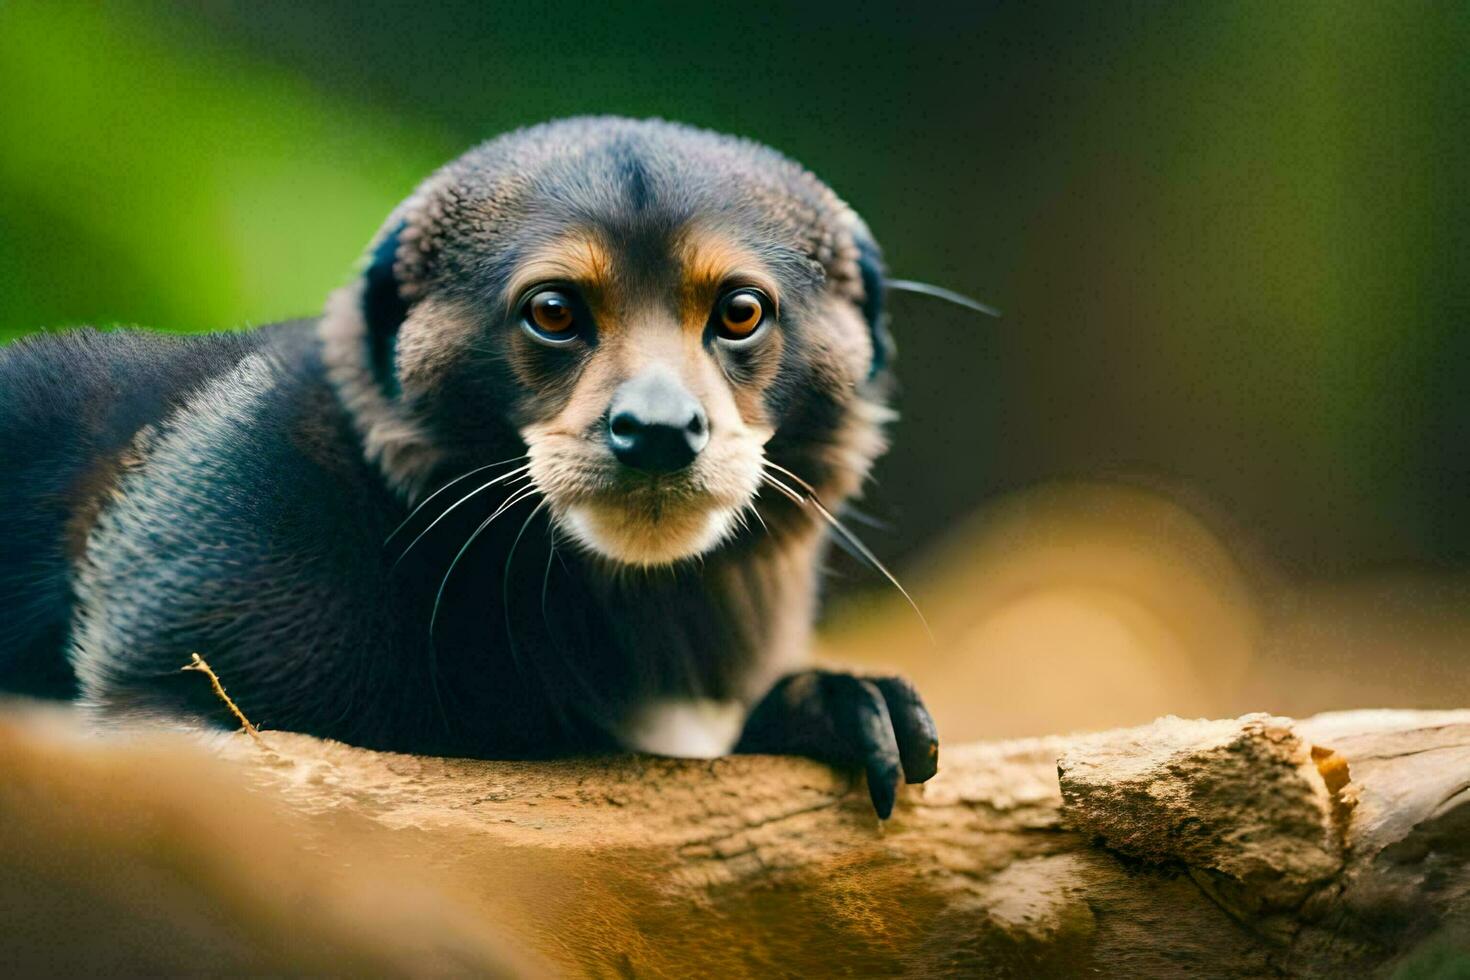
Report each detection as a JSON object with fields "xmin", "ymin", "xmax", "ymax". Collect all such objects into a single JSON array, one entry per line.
[
  {"xmin": 735, "ymin": 669, "xmax": 941, "ymax": 820},
  {"xmin": 867, "ymin": 761, "xmax": 900, "ymax": 820},
  {"xmin": 874, "ymin": 676, "xmax": 940, "ymax": 784},
  {"xmin": 827, "ymin": 675, "xmax": 904, "ymax": 819}
]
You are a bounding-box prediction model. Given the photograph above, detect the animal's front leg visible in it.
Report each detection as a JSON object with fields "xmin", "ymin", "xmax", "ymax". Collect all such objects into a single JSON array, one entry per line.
[{"xmin": 735, "ymin": 670, "xmax": 940, "ymax": 818}]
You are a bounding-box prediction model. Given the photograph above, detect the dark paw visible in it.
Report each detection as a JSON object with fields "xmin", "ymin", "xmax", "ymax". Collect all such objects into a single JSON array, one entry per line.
[{"xmin": 737, "ymin": 670, "xmax": 940, "ymax": 819}]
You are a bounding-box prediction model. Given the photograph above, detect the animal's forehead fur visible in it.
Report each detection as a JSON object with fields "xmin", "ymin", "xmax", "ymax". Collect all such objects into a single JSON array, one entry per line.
[{"xmin": 394, "ymin": 117, "xmax": 864, "ymax": 305}]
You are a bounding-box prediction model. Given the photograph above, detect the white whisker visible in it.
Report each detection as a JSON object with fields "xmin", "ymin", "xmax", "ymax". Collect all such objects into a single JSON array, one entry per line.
[
  {"xmin": 885, "ymin": 278, "xmax": 1001, "ymax": 318},
  {"xmin": 749, "ymin": 501, "xmax": 771, "ymax": 537},
  {"xmin": 762, "ymin": 463, "xmax": 932, "ymax": 642},
  {"xmin": 393, "ymin": 464, "xmax": 531, "ymax": 567},
  {"xmin": 428, "ymin": 484, "xmax": 541, "ymax": 638},
  {"xmin": 385, "ymin": 455, "xmax": 527, "ymax": 545},
  {"xmin": 503, "ymin": 499, "xmax": 549, "ymax": 682},
  {"xmin": 759, "ymin": 471, "xmax": 805, "ymax": 506},
  {"xmin": 541, "ymin": 522, "xmax": 559, "ymax": 632},
  {"xmin": 807, "ymin": 496, "xmax": 933, "ymax": 642}
]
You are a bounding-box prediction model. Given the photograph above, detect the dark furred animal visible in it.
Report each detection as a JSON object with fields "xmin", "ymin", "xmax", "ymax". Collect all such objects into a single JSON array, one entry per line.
[{"xmin": 0, "ymin": 118, "xmax": 937, "ymax": 817}]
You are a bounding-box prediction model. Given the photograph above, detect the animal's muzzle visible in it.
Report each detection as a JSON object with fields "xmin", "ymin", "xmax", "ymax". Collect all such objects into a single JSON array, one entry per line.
[{"xmin": 606, "ymin": 370, "xmax": 709, "ymax": 474}]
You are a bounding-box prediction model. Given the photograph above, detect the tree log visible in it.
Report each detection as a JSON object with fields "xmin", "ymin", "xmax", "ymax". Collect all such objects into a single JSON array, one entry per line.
[{"xmin": 3, "ymin": 707, "xmax": 1468, "ymax": 976}]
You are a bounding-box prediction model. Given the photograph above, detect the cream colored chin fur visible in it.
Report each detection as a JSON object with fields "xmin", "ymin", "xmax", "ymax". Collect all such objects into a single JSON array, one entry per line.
[{"xmin": 561, "ymin": 501, "xmax": 741, "ymax": 567}]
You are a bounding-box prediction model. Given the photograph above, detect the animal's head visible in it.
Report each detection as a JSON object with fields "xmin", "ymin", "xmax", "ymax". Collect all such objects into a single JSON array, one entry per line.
[{"xmin": 322, "ymin": 117, "xmax": 894, "ymax": 567}]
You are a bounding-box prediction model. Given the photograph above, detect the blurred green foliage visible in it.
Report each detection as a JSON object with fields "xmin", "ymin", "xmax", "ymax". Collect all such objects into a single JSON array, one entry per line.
[
  {"xmin": 0, "ymin": 3, "xmax": 449, "ymax": 334},
  {"xmin": 1, "ymin": 1, "xmax": 1466, "ymax": 575}
]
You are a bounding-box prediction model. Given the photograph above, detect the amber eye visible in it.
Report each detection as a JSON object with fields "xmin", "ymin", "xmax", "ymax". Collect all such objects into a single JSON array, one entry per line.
[
  {"xmin": 523, "ymin": 289, "xmax": 579, "ymax": 342},
  {"xmin": 716, "ymin": 288, "xmax": 769, "ymax": 341}
]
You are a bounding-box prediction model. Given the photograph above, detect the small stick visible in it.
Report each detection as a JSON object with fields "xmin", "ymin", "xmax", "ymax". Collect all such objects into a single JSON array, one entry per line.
[{"xmin": 182, "ymin": 653, "xmax": 264, "ymax": 745}]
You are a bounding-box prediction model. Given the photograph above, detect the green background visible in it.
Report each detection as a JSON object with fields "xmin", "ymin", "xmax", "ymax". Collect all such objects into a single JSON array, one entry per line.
[{"xmin": 2, "ymin": 1, "xmax": 1467, "ymax": 577}]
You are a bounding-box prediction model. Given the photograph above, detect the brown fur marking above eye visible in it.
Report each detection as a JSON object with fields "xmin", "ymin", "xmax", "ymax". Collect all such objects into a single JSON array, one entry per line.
[
  {"xmin": 674, "ymin": 226, "xmax": 780, "ymax": 327},
  {"xmin": 506, "ymin": 231, "xmax": 616, "ymax": 314}
]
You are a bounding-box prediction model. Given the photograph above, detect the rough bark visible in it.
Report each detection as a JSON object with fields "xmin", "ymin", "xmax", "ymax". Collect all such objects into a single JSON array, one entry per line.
[{"xmin": 3, "ymin": 707, "xmax": 1468, "ymax": 977}]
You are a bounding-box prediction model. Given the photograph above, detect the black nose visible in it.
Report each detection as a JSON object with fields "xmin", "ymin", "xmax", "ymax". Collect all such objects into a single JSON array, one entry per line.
[{"xmin": 606, "ymin": 372, "xmax": 710, "ymax": 474}]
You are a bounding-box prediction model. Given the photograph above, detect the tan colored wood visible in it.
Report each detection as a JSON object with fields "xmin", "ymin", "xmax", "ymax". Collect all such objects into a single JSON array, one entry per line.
[{"xmin": 3, "ymin": 706, "xmax": 1467, "ymax": 976}]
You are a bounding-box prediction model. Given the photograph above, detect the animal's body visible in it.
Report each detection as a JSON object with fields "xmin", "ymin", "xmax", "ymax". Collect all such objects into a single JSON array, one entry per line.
[{"xmin": 0, "ymin": 118, "xmax": 936, "ymax": 816}]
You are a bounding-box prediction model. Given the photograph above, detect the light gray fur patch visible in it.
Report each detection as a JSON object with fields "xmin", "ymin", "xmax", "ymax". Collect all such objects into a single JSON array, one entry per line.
[{"xmin": 68, "ymin": 353, "xmax": 282, "ymax": 704}]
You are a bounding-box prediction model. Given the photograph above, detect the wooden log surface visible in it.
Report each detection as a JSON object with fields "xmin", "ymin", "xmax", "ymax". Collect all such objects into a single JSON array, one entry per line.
[{"xmin": 2, "ymin": 705, "xmax": 1467, "ymax": 976}]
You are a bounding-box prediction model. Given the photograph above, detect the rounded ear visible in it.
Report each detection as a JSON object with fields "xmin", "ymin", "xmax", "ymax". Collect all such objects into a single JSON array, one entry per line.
[
  {"xmin": 360, "ymin": 220, "xmax": 410, "ymax": 398},
  {"xmin": 319, "ymin": 210, "xmax": 443, "ymax": 499},
  {"xmin": 851, "ymin": 223, "xmax": 895, "ymax": 379}
]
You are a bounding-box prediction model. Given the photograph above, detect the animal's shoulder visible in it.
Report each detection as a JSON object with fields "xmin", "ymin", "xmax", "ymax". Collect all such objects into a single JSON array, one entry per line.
[
  {"xmin": 62, "ymin": 324, "xmax": 409, "ymax": 716},
  {"xmin": 58, "ymin": 320, "xmax": 389, "ymax": 581},
  {"xmin": 0, "ymin": 326, "xmax": 275, "ymax": 465},
  {"xmin": 0, "ymin": 322, "xmax": 329, "ymax": 695}
]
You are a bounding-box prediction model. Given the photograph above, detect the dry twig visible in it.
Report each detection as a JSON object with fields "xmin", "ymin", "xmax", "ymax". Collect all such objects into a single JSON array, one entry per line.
[{"xmin": 181, "ymin": 653, "xmax": 264, "ymax": 745}]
